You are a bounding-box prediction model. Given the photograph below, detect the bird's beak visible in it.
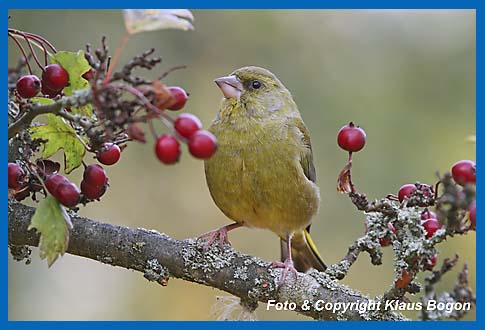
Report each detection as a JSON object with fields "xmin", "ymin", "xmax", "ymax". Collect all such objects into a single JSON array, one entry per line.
[{"xmin": 214, "ymin": 75, "xmax": 243, "ymax": 100}]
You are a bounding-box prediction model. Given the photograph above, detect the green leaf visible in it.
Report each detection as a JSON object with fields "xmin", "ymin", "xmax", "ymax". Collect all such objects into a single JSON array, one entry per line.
[
  {"xmin": 50, "ymin": 51, "xmax": 93, "ymax": 116},
  {"xmin": 30, "ymin": 113, "xmax": 86, "ymax": 173},
  {"xmin": 28, "ymin": 195, "xmax": 73, "ymax": 267}
]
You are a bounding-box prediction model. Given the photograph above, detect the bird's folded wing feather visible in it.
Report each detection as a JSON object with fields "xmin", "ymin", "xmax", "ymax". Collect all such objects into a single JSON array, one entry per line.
[{"xmin": 289, "ymin": 116, "xmax": 316, "ymax": 183}]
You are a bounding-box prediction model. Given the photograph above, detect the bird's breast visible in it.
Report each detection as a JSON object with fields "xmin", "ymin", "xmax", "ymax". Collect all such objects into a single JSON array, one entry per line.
[{"xmin": 204, "ymin": 118, "xmax": 319, "ymax": 237}]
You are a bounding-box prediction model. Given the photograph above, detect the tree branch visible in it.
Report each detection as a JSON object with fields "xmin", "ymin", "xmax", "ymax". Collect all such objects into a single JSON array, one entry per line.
[
  {"xmin": 8, "ymin": 89, "xmax": 93, "ymax": 139},
  {"xmin": 8, "ymin": 201, "xmax": 406, "ymax": 321}
]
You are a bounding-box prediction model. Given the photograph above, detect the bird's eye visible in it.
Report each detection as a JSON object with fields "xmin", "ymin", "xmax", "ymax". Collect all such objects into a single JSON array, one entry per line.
[{"xmin": 251, "ymin": 80, "xmax": 261, "ymax": 89}]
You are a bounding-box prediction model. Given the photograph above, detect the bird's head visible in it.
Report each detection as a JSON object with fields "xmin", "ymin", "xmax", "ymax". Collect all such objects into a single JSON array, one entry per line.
[{"xmin": 214, "ymin": 66, "xmax": 292, "ymax": 116}]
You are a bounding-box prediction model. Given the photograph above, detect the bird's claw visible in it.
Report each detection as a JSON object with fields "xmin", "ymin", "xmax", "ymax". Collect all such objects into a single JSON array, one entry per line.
[
  {"xmin": 270, "ymin": 259, "xmax": 298, "ymax": 285},
  {"xmin": 197, "ymin": 226, "xmax": 231, "ymax": 252}
]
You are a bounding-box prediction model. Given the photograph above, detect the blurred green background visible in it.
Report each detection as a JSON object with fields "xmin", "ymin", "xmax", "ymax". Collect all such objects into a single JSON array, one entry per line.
[{"xmin": 8, "ymin": 10, "xmax": 475, "ymax": 320}]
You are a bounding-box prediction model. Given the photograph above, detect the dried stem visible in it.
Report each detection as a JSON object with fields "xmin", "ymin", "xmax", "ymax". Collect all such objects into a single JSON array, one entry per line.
[{"xmin": 8, "ymin": 33, "xmax": 32, "ymax": 74}]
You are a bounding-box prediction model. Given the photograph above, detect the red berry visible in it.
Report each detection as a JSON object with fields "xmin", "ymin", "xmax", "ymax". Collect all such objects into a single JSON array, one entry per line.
[
  {"xmin": 398, "ymin": 184, "xmax": 416, "ymax": 203},
  {"xmin": 42, "ymin": 64, "xmax": 69, "ymax": 91},
  {"xmin": 188, "ymin": 130, "xmax": 218, "ymax": 159},
  {"xmin": 167, "ymin": 86, "xmax": 189, "ymax": 110},
  {"xmin": 337, "ymin": 122, "xmax": 366, "ymax": 152},
  {"xmin": 81, "ymin": 180, "xmax": 106, "ymax": 200},
  {"xmin": 45, "ymin": 174, "xmax": 68, "ymax": 196},
  {"xmin": 379, "ymin": 223, "xmax": 396, "ymax": 247},
  {"xmin": 451, "ymin": 160, "xmax": 476, "ymax": 186},
  {"xmin": 469, "ymin": 201, "xmax": 476, "ymax": 230},
  {"xmin": 155, "ymin": 135, "xmax": 181, "ymax": 164},
  {"xmin": 83, "ymin": 164, "xmax": 108, "ymax": 187},
  {"xmin": 421, "ymin": 210, "xmax": 437, "ymax": 221},
  {"xmin": 8, "ymin": 163, "xmax": 25, "ymax": 189},
  {"xmin": 421, "ymin": 219, "xmax": 441, "ymax": 239},
  {"xmin": 97, "ymin": 144, "xmax": 121, "ymax": 165},
  {"xmin": 174, "ymin": 113, "xmax": 202, "ymax": 139},
  {"xmin": 82, "ymin": 68, "xmax": 95, "ymax": 80},
  {"xmin": 55, "ymin": 181, "xmax": 80, "ymax": 207},
  {"xmin": 16, "ymin": 75, "xmax": 41, "ymax": 98}
]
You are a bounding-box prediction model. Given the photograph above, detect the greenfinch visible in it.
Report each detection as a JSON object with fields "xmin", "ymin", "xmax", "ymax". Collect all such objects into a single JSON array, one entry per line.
[{"xmin": 203, "ymin": 66, "xmax": 326, "ymax": 280}]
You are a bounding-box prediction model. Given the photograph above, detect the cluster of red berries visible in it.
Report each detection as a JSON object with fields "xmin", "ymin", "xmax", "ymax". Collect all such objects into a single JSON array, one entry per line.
[
  {"xmin": 397, "ymin": 159, "xmax": 476, "ymax": 230},
  {"xmin": 153, "ymin": 87, "xmax": 217, "ymax": 165},
  {"xmin": 337, "ymin": 121, "xmax": 476, "ymax": 279},
  {"xmin": 80, "ymin": 164, "xmax": 108, "ymax": 200},
  {"xmin": 390, "ymin": 159, "xmax": 476, "ymax": 281},
  {"xmin": 43, "ymin": 163, "xmax": 108, "ymax": 208},
  {"xmin": 8, "ymin": 161, "xmax": 109, "ymax": 208},
  {"xmin": 15, "ymin": 64, "xmax": 70, "ymax": 99},
  {"xmin": 45, "ymin": 174, "xmax": 80, "ymax": 207}
]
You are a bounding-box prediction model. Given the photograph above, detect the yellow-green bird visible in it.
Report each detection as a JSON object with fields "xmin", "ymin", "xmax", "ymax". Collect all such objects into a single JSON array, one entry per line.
[{"xmin": 203, "ymin": 66, "xmax": 326, "ymax": 280}]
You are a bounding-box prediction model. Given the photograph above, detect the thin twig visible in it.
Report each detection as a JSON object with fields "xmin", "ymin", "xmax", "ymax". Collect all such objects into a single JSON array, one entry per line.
[
  {"xmin": 158, "ymin": 65, "xmax": 187, "ymax": 80},
  {"xmin": 24, "ymin": 31, "xmax": 57, "ymax": 53},
  {"xmin": 21, "ymin": 34, "xmax": 44, "ymax": 70},
  {"xmin": 8, "ymin": 33, "xmax": 32, "ymax": 74}
]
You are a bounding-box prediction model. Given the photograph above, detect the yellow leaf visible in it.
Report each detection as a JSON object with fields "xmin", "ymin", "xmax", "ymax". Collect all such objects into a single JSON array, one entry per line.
[
  {"xmin": 30, "ymin": 114, "xmax": 86, "ymax": 173},
  {"xmin": 123, "ymin": 9, "xmax": 194, "ymax": 34}
]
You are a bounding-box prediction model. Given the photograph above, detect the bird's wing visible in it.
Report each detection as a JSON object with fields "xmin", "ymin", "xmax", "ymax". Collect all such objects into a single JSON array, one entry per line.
[{"xmin": 289, "ymin": 116, "xmax": 316, "ymax": 183}]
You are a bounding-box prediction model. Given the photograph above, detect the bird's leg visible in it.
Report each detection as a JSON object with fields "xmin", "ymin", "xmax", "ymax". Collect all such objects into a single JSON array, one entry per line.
[
  {"xmin": 197, "ymin": 223, "xmax": 243, "ymax": 251},
  {"xmin": 271, "ymin": 235, "xmax": 298, "ymax": 285}
]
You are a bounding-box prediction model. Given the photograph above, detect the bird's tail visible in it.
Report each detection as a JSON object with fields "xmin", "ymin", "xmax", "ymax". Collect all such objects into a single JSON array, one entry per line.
[{"xmin": 280, "ymin": 228, "xmax": 326, "ymax": 272}]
